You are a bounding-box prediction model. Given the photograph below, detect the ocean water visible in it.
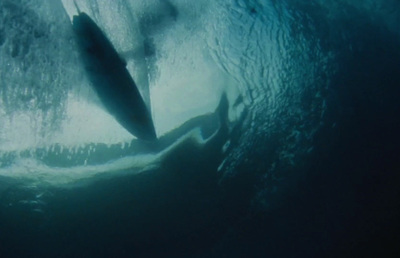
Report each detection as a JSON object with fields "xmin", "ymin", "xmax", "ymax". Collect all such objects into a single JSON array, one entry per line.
[{"xmin": 0, "ymin": 0, "xmax": 399, "ymax": 257}]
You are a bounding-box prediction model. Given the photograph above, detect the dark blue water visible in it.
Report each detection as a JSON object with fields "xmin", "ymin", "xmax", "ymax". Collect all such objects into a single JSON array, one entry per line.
[{"xmin": 1, "ymin": 0, "xmax": 400, "ymax": 257}]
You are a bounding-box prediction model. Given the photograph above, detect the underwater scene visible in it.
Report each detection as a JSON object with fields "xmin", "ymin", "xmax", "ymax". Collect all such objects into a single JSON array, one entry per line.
[{"xmin": 0, "ymin": 0, "xmax": 399, "ymax": 257}]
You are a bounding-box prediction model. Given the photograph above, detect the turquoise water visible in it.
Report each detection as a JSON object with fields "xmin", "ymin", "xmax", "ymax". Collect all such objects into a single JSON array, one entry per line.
[{"xmin": 1, "ymin": 0, "xmax": 400, "ymax": 257}]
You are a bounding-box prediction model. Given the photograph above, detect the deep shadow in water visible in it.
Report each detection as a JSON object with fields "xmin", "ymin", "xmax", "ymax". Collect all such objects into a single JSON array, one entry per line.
[
  {"xmin": 207, "ymin": 14, "xmax": 400, "ymax": 258},
  {"xmin": 0, "ymin": 134, "xmax": 227, "ymax": 257}
]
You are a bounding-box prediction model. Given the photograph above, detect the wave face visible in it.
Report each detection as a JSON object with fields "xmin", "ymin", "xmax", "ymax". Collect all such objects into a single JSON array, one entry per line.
[
  {"xmin": 0, "ymin": 0, "xmax": 231, "ymax": 184},
  {"xmin": 0, "ymin": 0, "xmax": 331, "ymax": 185},
  {"xmin": 1, "ymin": 0, "xmax": 400, "ymax": 257}
]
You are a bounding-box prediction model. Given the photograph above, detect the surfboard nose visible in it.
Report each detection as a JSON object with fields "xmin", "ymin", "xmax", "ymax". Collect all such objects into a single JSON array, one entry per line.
[
  {"xmin": 139, "ymin": 124, "xmax": 157, "ymax": 141},
  {"xmin": 146, "ymin": 128, "xmax": 157, "ymax": 141}
]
